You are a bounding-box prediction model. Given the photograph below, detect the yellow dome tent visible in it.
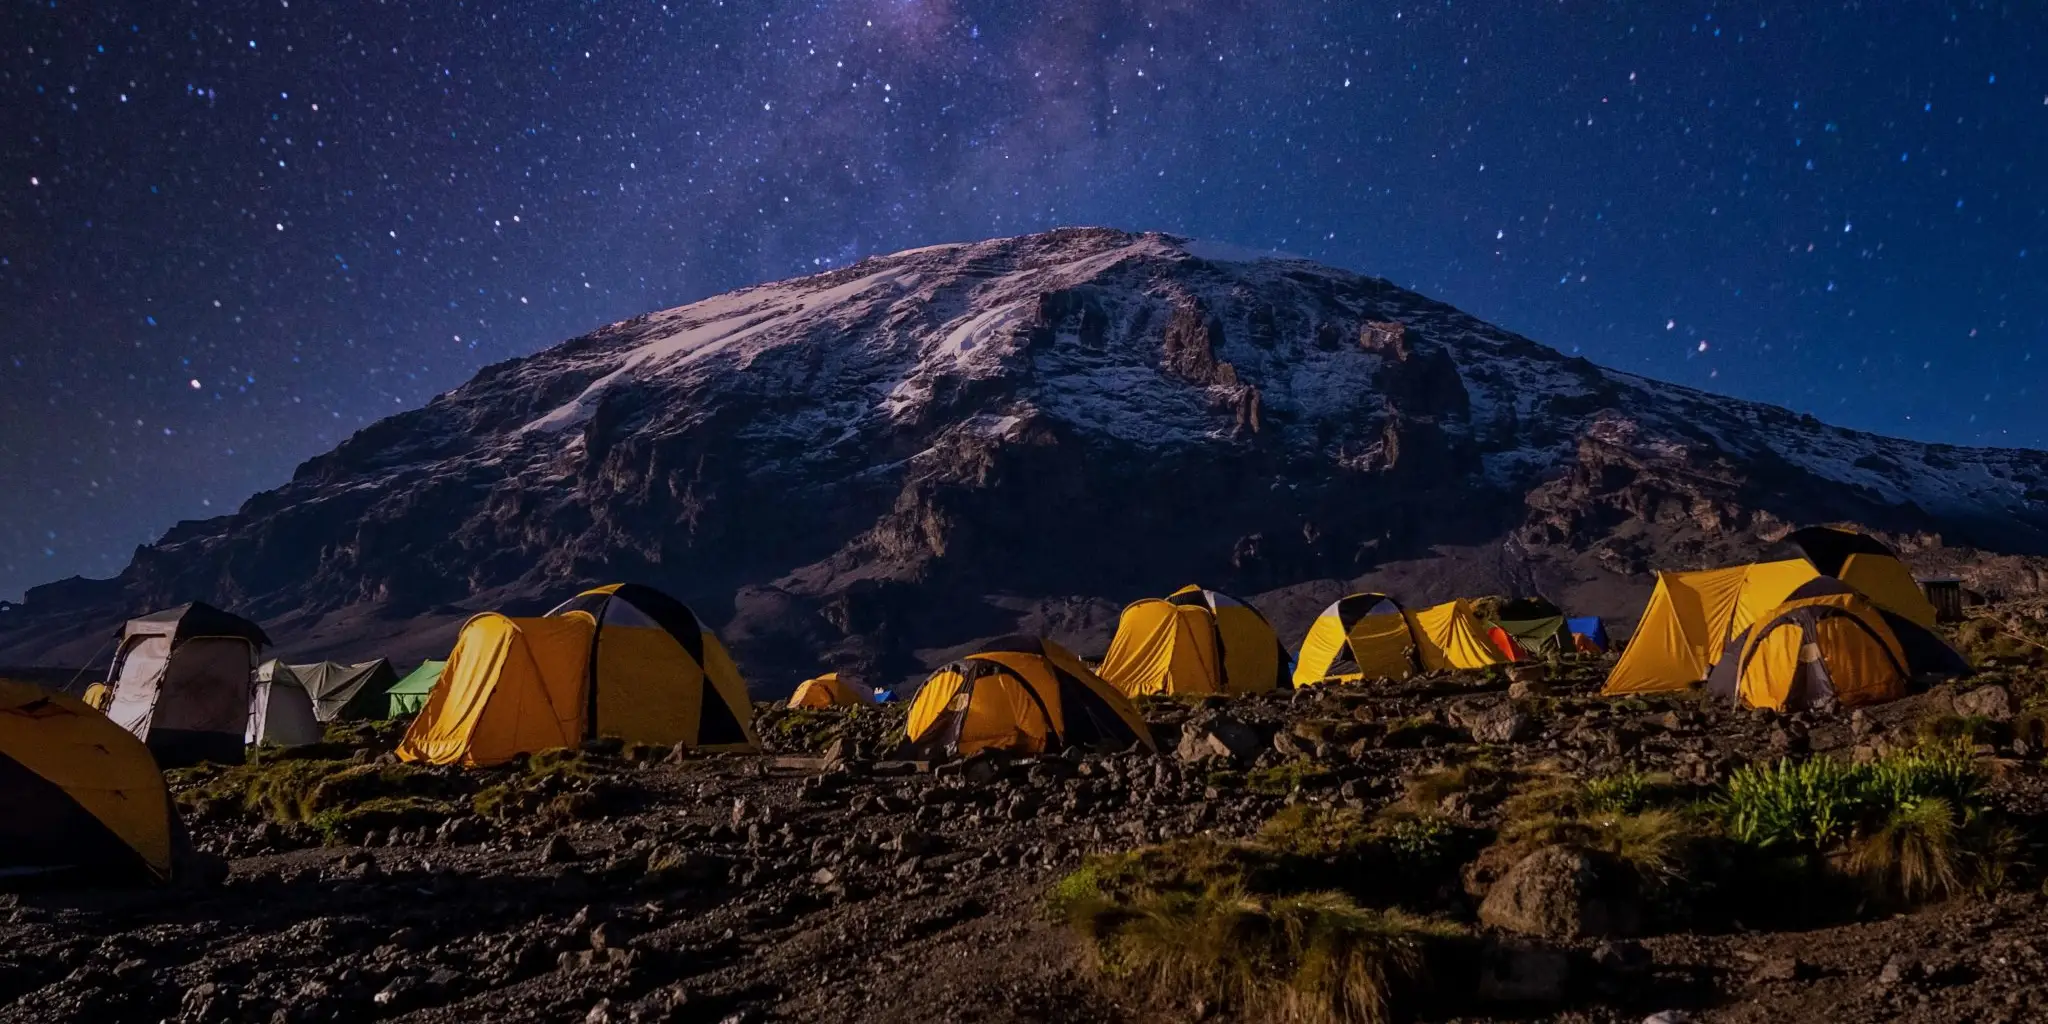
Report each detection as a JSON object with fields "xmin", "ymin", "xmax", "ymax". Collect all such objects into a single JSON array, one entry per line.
[
  {"xmin": 1703, "ymin": 577, "xmax": 1956, "ymax": 711},
  {"xmin": 1096, "ymin": 585, "xmax": 1290, "ymax": 697},
  {"xmin": 788, "ymin": 673, "xmax": 875, "ymax": 709},
  {"xmin": 399, "ymin": 583, "xmax": 758, "ymax": 766},
  {"xmin": 0, "ymin": 679, "xmax": 180, "ymax": 884},
  {"xmin": 1780, "ymin": 526, "xmax": 1940, "ymax": 628},
  {"xmin": 904, "ymin": 637, "xmax": 1155, "ymax": 758},
  {"xmin": 1600, "ymin": 559, "xmax": 1821, "ymax": 696},
  {"xmin": 1293, "ymin": 594, "xmax": 1508, "ymax": 686}
]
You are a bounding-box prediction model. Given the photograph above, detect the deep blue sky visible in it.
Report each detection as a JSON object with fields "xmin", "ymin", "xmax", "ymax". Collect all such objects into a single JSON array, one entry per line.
[{"xmin": 3, "ymin": 1, "xmax": 2044, "ymax": 599}]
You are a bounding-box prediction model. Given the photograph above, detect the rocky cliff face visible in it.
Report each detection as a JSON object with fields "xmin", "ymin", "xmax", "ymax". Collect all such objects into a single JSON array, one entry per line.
[{"xmin": 6, "ymin": 228, "xmax": 2047, "ymax": 682}]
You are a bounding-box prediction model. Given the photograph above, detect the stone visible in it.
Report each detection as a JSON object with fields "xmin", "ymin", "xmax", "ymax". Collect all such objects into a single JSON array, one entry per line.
[
  {"xmin": 1271, "ymin": 731, "xmax": 1311, "ymax": 759},
  {"xmin": 1751, "ymin": 956, "xmax": 1806, "ymax": 982},
  {"xmin": 541, "ymin": 835, "xmax": 577, "ymax": 865},
  {"xmin": 1459, "ymin": 702, "xmax": 1530, "ymax": 745},
  {"xmin": 1508, "ymin": 679, "xmax": 1550, "ymax": 701},
  {"xmin": 1478, "ymin": 846, "xmax": 1640, "ymax": 939},
  {"xmin": 1174, "ymin": 715, "xmax": 1263, "ymax": 765},
  {"xmin": 1956, "ymin": 684, "xmax": 2015, "ymax": 723},
  {"xmin": 1878, "ymin": 954, "xmax": 1913, "ymax": 987}
]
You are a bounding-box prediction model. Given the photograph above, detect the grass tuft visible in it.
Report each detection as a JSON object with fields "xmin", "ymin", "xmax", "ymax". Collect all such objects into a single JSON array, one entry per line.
[{"xmin": 1068, "ymin": 883, "xmax": 1460, "ymax": 1024}]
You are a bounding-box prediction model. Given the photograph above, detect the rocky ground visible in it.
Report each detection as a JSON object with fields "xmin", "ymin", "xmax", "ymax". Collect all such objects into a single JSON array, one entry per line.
[{"xmin": 7, "ymin": 609, "xmax": 2048, "ymax": 1024}]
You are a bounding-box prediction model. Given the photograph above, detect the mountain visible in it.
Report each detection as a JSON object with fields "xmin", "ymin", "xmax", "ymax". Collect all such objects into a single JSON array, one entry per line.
[{"xmin": 6, "ymin": 228, "xmax": 2047, "ymax": 684}]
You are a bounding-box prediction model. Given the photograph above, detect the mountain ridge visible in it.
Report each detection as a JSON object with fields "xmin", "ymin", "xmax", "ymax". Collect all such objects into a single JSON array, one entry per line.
[{"xmin": 5, "ymin": 227, "xmax": 2045, "ymax": 683}]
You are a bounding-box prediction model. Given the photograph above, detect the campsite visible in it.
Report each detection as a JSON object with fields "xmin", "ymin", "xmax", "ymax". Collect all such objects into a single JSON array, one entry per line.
[{"xmin": 7, "ymin": 527, "xmax": 2048, "ymax": 1024}]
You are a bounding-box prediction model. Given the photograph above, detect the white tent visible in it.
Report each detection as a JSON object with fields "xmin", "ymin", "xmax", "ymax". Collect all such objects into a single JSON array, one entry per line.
[{"xmin": 248, "ymin": 662, "xmax": 323, "ymax": 747}]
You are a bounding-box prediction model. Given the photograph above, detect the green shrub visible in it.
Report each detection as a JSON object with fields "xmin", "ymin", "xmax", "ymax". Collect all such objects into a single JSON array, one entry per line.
[{"xmin": 1716, "ymin": 747, "xmax": 1998, "ymax": 903}]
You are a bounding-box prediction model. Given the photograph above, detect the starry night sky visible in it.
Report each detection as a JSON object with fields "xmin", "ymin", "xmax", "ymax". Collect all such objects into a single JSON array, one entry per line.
[{"xmin": 2, "ymin": 2, "xmax": 2044, "ymax": 600}]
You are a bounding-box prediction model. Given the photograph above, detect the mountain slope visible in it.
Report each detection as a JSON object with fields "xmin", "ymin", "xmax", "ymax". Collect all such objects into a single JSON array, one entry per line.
[{"xmin": 6, "ymin": 228, "xmax": 2046, "ymax": 682}]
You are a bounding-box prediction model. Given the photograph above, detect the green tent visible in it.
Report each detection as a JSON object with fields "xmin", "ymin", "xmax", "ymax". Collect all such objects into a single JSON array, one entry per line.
[
  {"xmin": 384, "ymin": 660, "xmax": 445, "ymax": 719},
  {"xmin": 1495, "ymin": 598, "xmax": 1572, "ymax": 657}
]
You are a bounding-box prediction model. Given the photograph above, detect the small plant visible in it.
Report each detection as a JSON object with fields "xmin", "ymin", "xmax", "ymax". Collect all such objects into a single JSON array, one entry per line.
[
  {"xmin": 1400, "ymin": 759, "xmax": 1507, "ymax": 811},
  {"xmin": 1580, "ymin": 768, "xmax": 1676, "ymax": 816},
  {"xmin": 1915, "ymin": 713, "xmax": 2000, "ymax": 748}
]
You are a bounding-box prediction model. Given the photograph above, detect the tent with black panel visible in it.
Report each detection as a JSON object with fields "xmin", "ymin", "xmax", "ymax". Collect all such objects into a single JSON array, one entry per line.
[
  {"xmin": 1293, "ymin": 594, "xmax": 1509, "ymax": 686},
  {"xmin": 1494, "ymin": 598, "xmax": 1574, "ymax": 658},
  {"xmin": 904, "ymin": 636, "xmax": 1155, "ymax": 758},
  {"xmin": 1704, "ymin": 577, "xmax": 1967, "ymax": 711},
  {"xmin": 1601, "ymin": 559, "xmax": 1822, "ymax": 696},
  {"xmin": 102, "ymin": 602, "xmax": 269, "ymax": 768},
  {"xmin": 398, "ymin": 583, "xmax": 757, "ymax": 767},
  {"xmin": 1777, "ymin": 525, "xmax": 1940, "ymax": 628},
  {"xmin": 1, "ymin": 679, "xmax": 184, "ymax": 885},
  {"xmin": 1096, "ymin": 585, "xmax": 1291, "ymax": 697}
]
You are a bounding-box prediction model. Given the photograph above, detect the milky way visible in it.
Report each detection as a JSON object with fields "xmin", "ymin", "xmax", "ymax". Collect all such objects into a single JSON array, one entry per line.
[{"xmin": 2, "ymin": 1, "xmax": 2044, "ymax": 598}]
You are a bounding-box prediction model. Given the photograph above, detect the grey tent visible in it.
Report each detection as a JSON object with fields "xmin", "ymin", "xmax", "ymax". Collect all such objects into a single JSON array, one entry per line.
[
  {"xmin": 103, "ymin": 602, "xmax": 269, "ymax": 767},
  {"xmin": 284, "ymin": 659, "xmax": 400, "ymax": 722},
  {"xmin": 249, "ymin": 662, "xmax": 324, "ymax": 747}
]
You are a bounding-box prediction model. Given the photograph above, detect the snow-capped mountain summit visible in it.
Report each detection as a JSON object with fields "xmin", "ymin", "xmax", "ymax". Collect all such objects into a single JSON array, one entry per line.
[{"xmin": 6, "ymin": 228, "xmax": 2046, "ymax": 679}]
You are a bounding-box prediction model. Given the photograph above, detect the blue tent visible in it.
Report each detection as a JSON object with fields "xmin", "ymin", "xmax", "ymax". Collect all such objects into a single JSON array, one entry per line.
[{"xmin": 1565, "ymin": 617, "xmax": 1610, "ymax": 652}]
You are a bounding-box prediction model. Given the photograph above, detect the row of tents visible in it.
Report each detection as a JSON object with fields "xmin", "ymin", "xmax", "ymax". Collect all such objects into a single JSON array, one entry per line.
[
  {"xmin": 4, "ymin": 525, "xmax": 1966, "ymax": 888},
  {"xmin": 76, "ymin": 602, "xmax": 448, "ymax": 766}
]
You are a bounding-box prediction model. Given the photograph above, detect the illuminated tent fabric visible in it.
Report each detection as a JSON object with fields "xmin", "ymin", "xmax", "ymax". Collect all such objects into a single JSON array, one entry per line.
[
  {"xmin": 1409, "ymin": 600, "xmax": 1514, "ymax": 672},
  {"xmin": 1601, "ymin": 560, "xmax": 1820, "ymax": 696},
  {"xmin": 1295, "ymin": 594, "xmax": 1415, "ymax": 685},
  {"xmin": 1485, "ymin": 625, "xmax": 1527, "ymax": 663},
  {"xmin": 1778, "ymin": 526, "xmax": 1939, "ymax": 628},
  {"xmin": 399, "ymin": 584, "xmax": 759, "ymax": 767},
  {"xmin": 1294, "ymin": 595, "xmax": 1509, "ymax": 686},
  {"xmin": 905, "ymin": 637, "xmax": 1154, "ymax": 758},
  {"xmin": 1495, "ymin": 598, "xmax": 1572, "ymax": 657},
  {"xmin": 82, "ymin": 683, "xmax": 111, "ymax": 711},
  {"xmin": 102, "ymin": 602, "xmax": 267, "ymax": 767},
  {"xmin": 0, "ymin": 680, "xmax": 180, "ymax": 884},
  {"xmin": 788, "ymin": 673, "xmax": 876, "ymax": 709},
  {"xmin": 383, "ymin": 660, "xmax": 445, "ymax": 719},
  {"xmin": 1566, "ymin": 617, "xmax": 1610, "ymax": 653},
  {"xmin": 248, "ymin": 662, "xmax": 323, "ymax": 747},
  {"xmin": 1702, "ymin": 578, "xmax": 1956, "ymax": 711},
  {"xmin": 1096, "ymin": 585, "xmax": 1290, "ymax": 696}
]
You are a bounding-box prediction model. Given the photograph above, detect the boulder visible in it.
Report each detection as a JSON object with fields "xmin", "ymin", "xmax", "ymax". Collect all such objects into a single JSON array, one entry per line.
[
  {"xmin": 1452, "ymin": 700, "xmax": 1530, "ymax": 745},
  {"xmin": 1478, "ymin": 846, "xmax": 1640, "ymax": 939},
  {"xmin": 1955, "ymin": 684, "xmax": 2014, "ymax": 723},
  {"xmin": 1174, "ymin": 715, "xmax": 1262, "ymax": 765}
]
